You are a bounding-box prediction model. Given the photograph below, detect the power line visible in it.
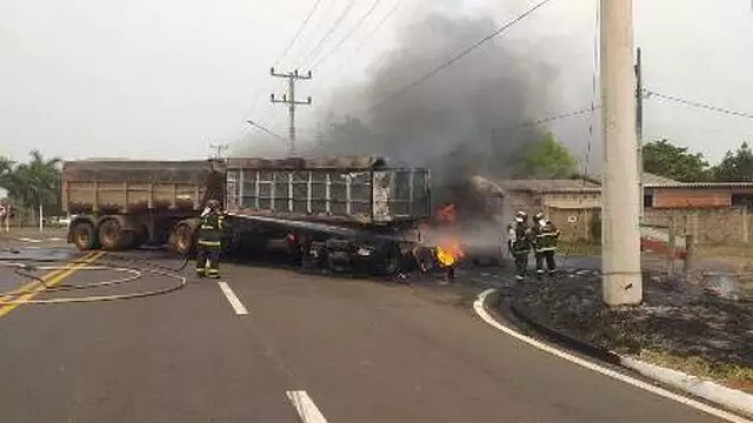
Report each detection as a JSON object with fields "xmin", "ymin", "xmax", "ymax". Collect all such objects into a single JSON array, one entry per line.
[
  {"xmin": 368, "ymin": 0, "xmax": 557, "ymax": 111},
  {"xmin": 299, "ymin": 0, "xmax": 359, "ymax": 69},
  {"xmin": 497, "ymin": 106, "xmax": 598, "ymax": 133},
  {"xmin": 350, "ymin": 0, "xmax": 403, "ymax": 53},
  {"xmin": 246, "ymin": 120, "xmax": 288, "ymax": 142},
  {"xmin": 645, "ymin": 89, "xmax": 753, "ymax": 120},
  {"xmin": 307, "ymin": 0, "xmax": 405, "ymax": 98},
  {"xmin": 273, "ymin": 0, "xmax": 325, "ymax": 68},
  {"xmin": 311, "ymin": 0, "xmax": 384, "ymax": 69},
  {"xmin": 326, "ymin": 0, "xmax": 404, "ymax": 76}
]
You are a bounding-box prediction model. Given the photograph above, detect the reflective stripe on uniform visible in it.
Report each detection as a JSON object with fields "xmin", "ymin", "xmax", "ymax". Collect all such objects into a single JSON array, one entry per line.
[{"xmin": 198, "ymin": 240, "xmax": 221, "ymax": 247}]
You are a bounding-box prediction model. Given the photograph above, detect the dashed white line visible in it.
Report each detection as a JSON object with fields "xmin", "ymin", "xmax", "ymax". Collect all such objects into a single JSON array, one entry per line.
[
  {"xmin": 286, "ymin": 390, "xmax": 328, "ymax": 423},
  {"xmin": 217, "ymin": 281, "xmax": 248, "ymax": 315},
  {"xmin": 473, "ymin": 289, "xmax": 751, "ymax": 423}
]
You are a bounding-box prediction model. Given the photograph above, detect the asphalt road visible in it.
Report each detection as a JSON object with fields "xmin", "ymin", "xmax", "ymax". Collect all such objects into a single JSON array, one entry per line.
[{"xmin": 0, "ymin": 245, "xmax": 732, "ymax": 422}]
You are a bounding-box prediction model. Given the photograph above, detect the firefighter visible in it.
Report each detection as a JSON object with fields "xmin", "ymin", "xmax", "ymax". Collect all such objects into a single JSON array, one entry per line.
[
  {"xmin": 507, "ymin": 210, "xmax": 532, "ymax": 281},
  {"xmin": 532, "ymin": 212, "xmax": 560, "ymax": 277},
  {"xmin": 195, "ymin": 199, "xmax": 225, "ymax": 279}
]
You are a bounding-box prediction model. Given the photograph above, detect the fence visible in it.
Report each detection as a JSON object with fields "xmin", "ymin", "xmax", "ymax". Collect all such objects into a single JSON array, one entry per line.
[{"xmin": 550, "ymin": 207, "xmax": 753, "ymax": 246}]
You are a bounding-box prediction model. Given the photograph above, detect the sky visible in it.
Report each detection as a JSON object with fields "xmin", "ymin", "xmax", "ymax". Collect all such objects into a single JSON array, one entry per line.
[{"xmin": 1, "ymin": 0, "xmax": 752, "ymax": 168}]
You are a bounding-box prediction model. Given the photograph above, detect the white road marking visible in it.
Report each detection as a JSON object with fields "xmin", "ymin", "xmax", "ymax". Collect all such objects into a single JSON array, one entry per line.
[
  {"xmin": 17, "ymin": 237, "xmax": 42, "ymax": 243},
  {"xmin": 217, "ymin": 281, "xmax": 248, "ymax": 315},
  {"xmin": 286, "ymin": 390, "xmax": 329, "ymax": 423},
  {"xmin": 473, "ymin": 289, "xmax": 751, "ymax": 423}
]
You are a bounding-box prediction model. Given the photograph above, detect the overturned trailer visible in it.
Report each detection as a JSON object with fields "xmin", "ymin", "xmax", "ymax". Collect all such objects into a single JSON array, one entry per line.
[
  {"xmin": 223, "ymin": 156, "xmax": 431, "ymax": 274},
  {"xmin": 63, "ymin": 156, "xmax": 431, "ymax": 274}
]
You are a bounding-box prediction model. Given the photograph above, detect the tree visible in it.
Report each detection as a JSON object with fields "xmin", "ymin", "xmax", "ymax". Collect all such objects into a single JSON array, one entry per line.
[
  {"xmin": 0, "ymin": 150, "xmax": 62, "ymax": 222},
  {"xmin": 514, "ymin": 132, "xmax": 577, "ymax": 178},
  {"xmin": 713, "ymin": 142, "xmax": 753, "ymax": 182},
  {"xmin": 642, "ymin": 138, "xmax": 710, "ymax": 182}
]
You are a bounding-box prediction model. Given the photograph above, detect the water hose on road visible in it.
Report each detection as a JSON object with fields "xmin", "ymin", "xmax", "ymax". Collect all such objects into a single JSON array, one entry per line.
[{"xmin": 0, "ymin": 254, "xmax": 187, "ymax": 305}]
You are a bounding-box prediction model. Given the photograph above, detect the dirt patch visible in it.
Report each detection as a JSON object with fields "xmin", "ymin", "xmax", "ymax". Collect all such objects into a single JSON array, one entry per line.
[{"xmin": 513, "ymin": 271, "xmax": 753, "ymax": 392}]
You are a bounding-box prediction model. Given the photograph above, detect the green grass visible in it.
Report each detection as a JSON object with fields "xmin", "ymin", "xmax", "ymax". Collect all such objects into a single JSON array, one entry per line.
[{"xmin": 640, "ymin": 349, "xmax": 753, "ymax": 393}]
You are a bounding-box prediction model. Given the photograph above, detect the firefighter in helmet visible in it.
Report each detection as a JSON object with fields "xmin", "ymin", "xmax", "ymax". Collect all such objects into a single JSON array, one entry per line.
[
  {"xmin": 196, "ymin": 199, "xmax": 225, "ymax": 278},
  {"xmin": 532, "ymin": 212, "xmax": 560, "ymax": 277},
  {"xmin": 507, "ymin": 210, "xmax": 533, "ymax": 281}
]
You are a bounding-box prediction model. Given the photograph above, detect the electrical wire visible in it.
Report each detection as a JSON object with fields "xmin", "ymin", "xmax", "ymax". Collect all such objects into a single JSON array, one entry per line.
[
  {"xmin": 311, "ymin": 0, "xmax": 383, "ymax": 69},
  {"xmin": 368, "ymin": 0, "xmax": 557, "ymax": 111},
  {"xmin": 299, "ymin": 0, "xmax": 360, "ymax": 69},
  {"xmin": 497, "ymin": 106, "xmax": 599, "ymax": 133},
  {"xmin": 273, "ymin": 0, "xmax": 325, "ymax": 68},
  {"xmin": 645, "ymin": 89, "xmax": 753, "ymax": 121}
]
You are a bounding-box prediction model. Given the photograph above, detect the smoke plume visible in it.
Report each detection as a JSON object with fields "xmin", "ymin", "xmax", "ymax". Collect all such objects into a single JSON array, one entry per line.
[{"xmin": 312, "ymin": 6, "xmax": 557, "ymax": 189}]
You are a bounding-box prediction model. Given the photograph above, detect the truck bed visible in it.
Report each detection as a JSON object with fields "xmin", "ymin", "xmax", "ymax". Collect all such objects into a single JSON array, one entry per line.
[
  {"xmin": 224, "ymin": 156, "xmax": 431, "ymax": 226},
  {"xmin": 62, "ymin": 160, "xmax": 224, "ymax": 215}
]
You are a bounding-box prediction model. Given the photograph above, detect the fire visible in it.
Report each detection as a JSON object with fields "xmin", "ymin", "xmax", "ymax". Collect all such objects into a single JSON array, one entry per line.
[{"xmin": 436, "ymin": 238, "xmax": 465, "ymax": 267}]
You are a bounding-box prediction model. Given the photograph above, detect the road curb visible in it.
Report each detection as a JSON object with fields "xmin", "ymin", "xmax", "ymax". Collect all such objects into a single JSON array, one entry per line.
[{"xmin": 508, "ymin": 297, "xmax": 753, "ymax": 419}]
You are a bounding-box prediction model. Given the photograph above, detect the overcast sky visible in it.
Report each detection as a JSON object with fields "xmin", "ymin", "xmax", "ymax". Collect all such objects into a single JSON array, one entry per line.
[{"xmin": 1, "ymin": 0, "xmax": 752, "ymax": 166}]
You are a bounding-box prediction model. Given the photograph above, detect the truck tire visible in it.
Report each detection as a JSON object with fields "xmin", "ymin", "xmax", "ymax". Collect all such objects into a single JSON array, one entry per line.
[
  {"xmin": 71, "ymin": 221, "xmax": 96, "ymax": 251},
  {"xmin": 172, "ymin": 223, "xmax": 195, "ymax": 256},
  {"xmin": 372, "ymin": 246, "xmax": 400, "ymax": 276},
  {"xmin": 98, "ymin": 219, "xmax": 126, "ymax": 251}
]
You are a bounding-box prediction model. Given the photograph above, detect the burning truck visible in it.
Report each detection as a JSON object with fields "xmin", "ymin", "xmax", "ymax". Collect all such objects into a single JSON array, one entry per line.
[
  {"xmin": 62, "ymin": 155, "xmax": 505, "ymax": 275},
  {"xmin": 62, "ymin": 156, "xmax": 431, "ymax": 275}
]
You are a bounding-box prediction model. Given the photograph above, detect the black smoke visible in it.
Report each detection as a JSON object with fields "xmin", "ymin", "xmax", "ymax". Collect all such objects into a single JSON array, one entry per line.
[{"xmin": 311, "ymin": 7, "xmax": 556, "ymax": 189}]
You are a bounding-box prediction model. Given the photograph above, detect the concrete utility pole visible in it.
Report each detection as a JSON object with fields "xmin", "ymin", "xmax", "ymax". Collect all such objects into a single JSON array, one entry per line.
[
  {"xmin": 210, "ymin": 143, "xmax": 229, "ymax": 160},
  {"xmin": 270, "ymin": 68, "xmax": 312, "ymax": 156},
  {"xmin": 635, "ymin": 47, "xmax": 644, "ymax": 219},
  {"xmin": 600, "ymin": 0, "xmax": 643, "ymax": 306}
]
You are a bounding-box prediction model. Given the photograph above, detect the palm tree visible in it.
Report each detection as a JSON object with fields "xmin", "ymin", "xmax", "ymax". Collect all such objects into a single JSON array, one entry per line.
[{"xmin": 0, "ymin": 150, "xmax": 62, "ymax": 225}]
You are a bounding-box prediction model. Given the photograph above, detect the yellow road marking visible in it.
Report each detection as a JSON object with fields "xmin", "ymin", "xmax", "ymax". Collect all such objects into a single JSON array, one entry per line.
[
  {"xmin": 0, "ymin": 251, "xmax": 104, "ymax": 318},
  {"xmin": 0, "ymin": 251, "xmax": 96, "ymax": 302}
]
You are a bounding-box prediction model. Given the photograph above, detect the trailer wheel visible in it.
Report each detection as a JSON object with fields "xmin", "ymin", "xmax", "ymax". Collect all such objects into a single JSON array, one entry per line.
[
  {"xmin": 173, "ymin": 223, "xmax": 195, "ymax": 256},
  {"xmin": 372, "ymin": 246, "xmax": 400, "ymax": 276},
  {"xmin": 71, "ymin": 221, "xmax": 96, "ymax": 251},
  {"xmin": 98, "ymin": 219, "xmax": 125, "ymax": 251}
]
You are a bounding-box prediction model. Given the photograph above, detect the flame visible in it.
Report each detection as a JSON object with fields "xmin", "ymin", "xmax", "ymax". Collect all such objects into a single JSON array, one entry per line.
[{"xmin": 436, "ymin": 238, "xmax": 464, "ymax": 267}]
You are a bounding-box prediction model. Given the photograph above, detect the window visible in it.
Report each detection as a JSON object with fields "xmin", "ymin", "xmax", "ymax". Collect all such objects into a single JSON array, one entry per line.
[
  {"xmin": 643, "ymin": 194, "xmax": 654, "ymax": 208},
  {"xmin": 731, "ymin": 193, "xmax": 753, "ymax": 209}
]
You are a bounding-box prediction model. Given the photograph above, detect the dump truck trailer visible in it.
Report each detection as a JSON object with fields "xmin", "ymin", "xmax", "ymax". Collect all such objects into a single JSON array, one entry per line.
[
  {"xmin": 221, "ymin": 156, "xmax": 431, "ymax": 274},
  {"xmin": 63, "ymin": 156, "xmax": 431, "ymax": 274},
  {"xmin": 63, "ymin": 159, "xmax": 225, "ymax": 252}
]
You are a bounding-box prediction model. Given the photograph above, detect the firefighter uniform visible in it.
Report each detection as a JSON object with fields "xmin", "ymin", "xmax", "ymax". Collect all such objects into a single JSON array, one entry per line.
[
  {"xmin": 533, "ymin": 214, "xmax": 560, "ymax": 276},
  {"xmin": 508, "ymin": 211, "xmax": 532, "ymax": 281},
  {"xmin": 196, "ymin": 202, "xmax": 225, "ymax": 278}
]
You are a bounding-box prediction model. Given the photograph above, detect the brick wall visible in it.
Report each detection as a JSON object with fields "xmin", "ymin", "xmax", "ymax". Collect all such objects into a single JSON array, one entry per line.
[
  {"xmin": 652, "ymin": 188, "xmax": 731, "ymax": 208},
  {"xmin": 643, "ymin": 207, "xmax": 752, "ymax": 245},
  {"xmin": 541, "ymin": 206, "xmax": 753, "ymax": 245},
  {"xmin": 546, "ymin": 208, "xmax": 597, "ymax": 242}
]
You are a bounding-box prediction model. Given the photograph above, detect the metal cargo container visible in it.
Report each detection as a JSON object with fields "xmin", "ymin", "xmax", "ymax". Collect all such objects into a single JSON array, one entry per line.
[
  {"xmin": 63, "ymin": 159, "xmax": 225, "ymax": 252},
  {"xmin": 62, "ymin": 160, "xmax": 224, "ymax": 215},
  {"xmin": 224, "ymin": 156, "xmax": 431, "ymax": 225}
]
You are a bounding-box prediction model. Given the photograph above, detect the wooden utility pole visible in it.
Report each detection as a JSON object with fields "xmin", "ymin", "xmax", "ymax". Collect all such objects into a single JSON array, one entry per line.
[
  {"xmin": 271, "ymin": 68, "xmax": 312, "ymax": 156},
  {"xmin": 600, "ymin": 0, "xmax": 643, "ymax": 306}
]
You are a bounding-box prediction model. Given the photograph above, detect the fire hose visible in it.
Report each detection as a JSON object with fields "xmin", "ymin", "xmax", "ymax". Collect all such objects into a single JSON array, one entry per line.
[{"xmin": 0, "ymin": 253, "xmax": 189, "ymax": 305}]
